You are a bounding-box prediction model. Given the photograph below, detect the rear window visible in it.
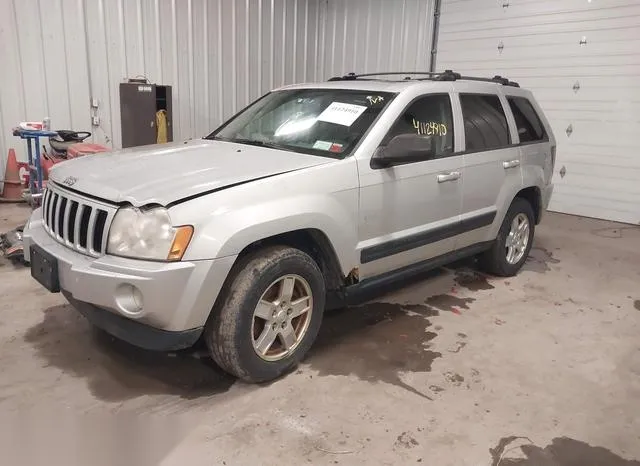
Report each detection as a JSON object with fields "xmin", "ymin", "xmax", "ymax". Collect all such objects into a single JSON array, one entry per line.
[
  {"xmin": 460, "ymin": 94, "xmax": 511, "ymax": 152},
  {"xmin": 507, "ymin": 97, "xmax": 547, "ymax": 143}
]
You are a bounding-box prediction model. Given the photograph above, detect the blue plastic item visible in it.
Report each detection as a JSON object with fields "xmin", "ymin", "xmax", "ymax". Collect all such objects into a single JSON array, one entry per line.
[{"xmin": 12, "ymin": 128, "xmax": 58, "ymax": 199}]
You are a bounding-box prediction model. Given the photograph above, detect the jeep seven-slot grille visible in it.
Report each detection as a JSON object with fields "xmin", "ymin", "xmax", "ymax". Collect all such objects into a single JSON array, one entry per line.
[{"xmin": 41, "ymin": 186, "xmax": 115, "ymax": 257}]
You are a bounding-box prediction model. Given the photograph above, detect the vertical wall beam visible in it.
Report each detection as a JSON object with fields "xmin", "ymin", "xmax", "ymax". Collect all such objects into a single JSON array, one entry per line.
[{"xmin": 429, "ymin": 0, "xmax": 442, "ymax": 72}]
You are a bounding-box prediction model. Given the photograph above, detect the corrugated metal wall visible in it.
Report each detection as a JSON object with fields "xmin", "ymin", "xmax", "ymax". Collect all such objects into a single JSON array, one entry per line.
[
  {"xmin": 0, "ymin": 0, "xmax": 93, "ymax": 179},
  {"xmin": 0, "ymin": 0, "xmax": 324, "ymax": 180},
  {"xmin": 0, "ymin": 0, "xmax": 436, "ymax": 185},
  {"xmin": 436, "ymin": 0, "xmax": 640, "ymax": 224},
  {"xmin": 319, "ymin": 0, "xmax": 436, "ymax": 78}
]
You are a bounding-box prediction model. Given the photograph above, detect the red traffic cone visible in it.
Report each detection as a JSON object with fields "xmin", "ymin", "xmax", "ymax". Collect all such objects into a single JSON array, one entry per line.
[{"xmin": 1, "ymin": 149, "xmax": 25, "ymax": 202}]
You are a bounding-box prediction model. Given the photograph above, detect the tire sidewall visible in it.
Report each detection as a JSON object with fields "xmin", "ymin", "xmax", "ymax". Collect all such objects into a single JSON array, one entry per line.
[
  {"xmin": 229, "ymin": 251, "xmax": 325, "ymax": 382},
  {"xmin": 495, "ymin": 199, "xmax": 535, "ymax": 275}
]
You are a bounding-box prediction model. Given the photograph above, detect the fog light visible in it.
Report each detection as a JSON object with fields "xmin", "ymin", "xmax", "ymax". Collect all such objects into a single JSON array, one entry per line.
[{"xmin": 115, "ymin": 284, "xmax": 144, "ymax": 316}]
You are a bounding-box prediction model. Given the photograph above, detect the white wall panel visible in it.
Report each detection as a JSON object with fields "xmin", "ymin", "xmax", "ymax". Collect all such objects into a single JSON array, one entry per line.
[
  {"xmin": 437, "ymin": 0, "xmax": 640, "ymax": 224},
  {"xmin": 0, "ymin": 0, "xmax": 323, "ymax": 184},
  {"xmin": 319, "ymin": 0, "xmax": 436, "ymax": 79}
]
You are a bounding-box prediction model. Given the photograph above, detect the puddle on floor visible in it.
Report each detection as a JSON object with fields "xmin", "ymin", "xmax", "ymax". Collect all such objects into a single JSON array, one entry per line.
[
  {"xmin": 307, "ymin": 302, "xmax": 441, "ymax": 399},
  {"xmin": 454, "ymin": 269, "xmax": 495, "ymax": 291},
  {"xmin": 523, "ymin": 247, "xmax": 561, "ymax": 273},
  {"xmin": 490, "ymin": 436, "xmax": 640, "ymax": 466},
  {"xmin": 425, "ymin": 294, "xmax": 475, "ymax": 312},
  {"xmin": 24, "ymin": 305, "xmax": 235, "ymax": 402}
]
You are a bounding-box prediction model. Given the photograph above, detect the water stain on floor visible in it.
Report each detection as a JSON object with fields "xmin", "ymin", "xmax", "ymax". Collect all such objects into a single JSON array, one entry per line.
[
  {"xmin": 523, "ymin": 247, "xmax": 561, "ymax": 273},
  {"xmin": 24, "ymin": 305, "xmax": 235, "ymax": 402},
  {"xmin": 454, "ymin": 269, "xmax": 495, "ymax": 291},
  {"xmin": 425, "ymin": 294, "xmax": 475, "ymax": 312},
  {"xmin": 490, "ymin": 436, "xmax": 640, "ymax": 466},
  {"xmin": 307, "ymin": 302, "xmax": 441, "ymax": 400}
]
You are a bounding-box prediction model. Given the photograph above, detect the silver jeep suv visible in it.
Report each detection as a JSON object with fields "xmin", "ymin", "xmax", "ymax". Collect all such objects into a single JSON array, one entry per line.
[{"xmin": 25, "ymin": 71, "xmax": 555, "ymax": 382}]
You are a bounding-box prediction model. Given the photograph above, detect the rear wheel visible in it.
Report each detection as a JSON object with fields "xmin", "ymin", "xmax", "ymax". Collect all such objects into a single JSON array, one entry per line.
[
  {"xmin": 205, "ymin": 246, "xmax": 325, "ymax": 382},
  {"xmin": 479, "ymin": 197, "xmax": 535, "ymax": 277}
]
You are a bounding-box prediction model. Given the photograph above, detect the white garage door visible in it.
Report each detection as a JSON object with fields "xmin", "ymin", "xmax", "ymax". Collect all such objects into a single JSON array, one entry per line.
[{"xmin": 436, "ymin": 0, "xmax": 640, "ymax": 224}]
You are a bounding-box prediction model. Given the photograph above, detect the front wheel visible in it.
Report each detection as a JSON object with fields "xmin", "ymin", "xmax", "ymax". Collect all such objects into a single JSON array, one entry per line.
[
  {"xmin": 479, "ymin": 197, "xmax": 535, "ymax": 277},
  {"xmin": 205, "ymin": 246, "xmax": 325, "ymax": 383}
]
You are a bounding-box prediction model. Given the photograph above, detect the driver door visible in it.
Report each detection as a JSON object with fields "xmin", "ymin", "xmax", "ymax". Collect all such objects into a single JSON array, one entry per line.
[{"xmin": 357, "ymin": 93, "xmax": 463, "ymax": 279}]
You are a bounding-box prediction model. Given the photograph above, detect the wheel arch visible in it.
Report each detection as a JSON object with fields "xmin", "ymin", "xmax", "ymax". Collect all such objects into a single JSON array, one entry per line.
[
  {"xmin": 234, "ymin": 228, "xmax": 347, "ymax": 292},
  {"xmin": 515, "ymin": 186, "xmax": 542, "ymax": 224}
]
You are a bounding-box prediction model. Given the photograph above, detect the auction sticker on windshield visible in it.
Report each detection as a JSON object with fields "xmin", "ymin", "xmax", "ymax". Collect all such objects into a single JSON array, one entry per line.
[
  {"xmin": 317, "ymin": 102, "xmax": 367, "ymax": 126},
  {"xmin": 312, "ymin": 140, "xmax": 333, "ymax": 150}
]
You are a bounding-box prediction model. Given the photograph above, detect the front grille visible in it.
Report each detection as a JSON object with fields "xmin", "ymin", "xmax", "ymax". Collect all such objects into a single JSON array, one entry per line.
[{"xmin": 42, "ymin": 184, "xmax": 116, "ymax": 257}]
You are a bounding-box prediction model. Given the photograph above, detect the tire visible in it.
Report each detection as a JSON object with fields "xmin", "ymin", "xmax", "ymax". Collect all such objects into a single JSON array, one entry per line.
[
  {"xmin": 478, "ymin": 197, "xmax": 535, "ymax": 277},
  {"xmin": 205, "ymin": 246, "xmax": 325, "ymax": 383}
]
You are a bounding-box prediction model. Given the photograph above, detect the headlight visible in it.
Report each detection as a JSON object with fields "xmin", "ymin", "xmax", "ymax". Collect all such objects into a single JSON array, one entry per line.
[{"xmin": 107, "ymin": 207, "xmax": 193, "ymax": 261}]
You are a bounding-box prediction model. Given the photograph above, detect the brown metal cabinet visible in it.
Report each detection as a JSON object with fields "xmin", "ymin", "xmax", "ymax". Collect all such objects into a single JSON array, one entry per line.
[{"xmin": 119, "ymin": 82, "xmax": 173, "ymax": 148}]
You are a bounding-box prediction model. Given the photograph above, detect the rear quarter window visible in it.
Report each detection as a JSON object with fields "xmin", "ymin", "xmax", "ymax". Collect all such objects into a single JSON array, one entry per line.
[{"xmin": 507, "ymin": 97, "xmax": 547, "ymax": 143}]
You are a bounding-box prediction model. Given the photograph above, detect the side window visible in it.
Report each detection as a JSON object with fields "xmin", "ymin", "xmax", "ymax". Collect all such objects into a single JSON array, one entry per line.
[
  {"xmin": 507, "ymin": 97, "xmax": 546, "ymax": 143},
  {"xmin": 460, "ymin": 94, "xmax": 510, "ymax": 152},
  {"xmin": 385, "ymin": 94, "xmax": 454, "ymax": 158}
]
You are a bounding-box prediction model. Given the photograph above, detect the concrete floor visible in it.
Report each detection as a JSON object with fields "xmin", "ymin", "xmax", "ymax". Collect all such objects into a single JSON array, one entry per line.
[{"xmin": 1, "ymin": 203, "xmax": 639, "ymax": 466}]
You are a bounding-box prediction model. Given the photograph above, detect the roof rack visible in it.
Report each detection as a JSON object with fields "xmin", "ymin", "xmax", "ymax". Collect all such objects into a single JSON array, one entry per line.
[
  {"xmin": 327, "ymin": 70, "xmax": 520, "ymax": 87},
  {"xmin": 457, "ymin": 75, "xmax": 520, "ymax": 87}
]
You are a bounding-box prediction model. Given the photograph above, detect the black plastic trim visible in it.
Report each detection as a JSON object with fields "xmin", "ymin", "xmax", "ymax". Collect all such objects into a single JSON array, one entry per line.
[
  {"xmin": 348, "ymin": 241, "xmax": 493, "ymax": 303},
  {"xmin": 360, "ymin": 210, "xmax": 496, "ymax": 264},
  {"xmin": 63, "ymin": 291, "xmax": 203, "ymax": 351}
]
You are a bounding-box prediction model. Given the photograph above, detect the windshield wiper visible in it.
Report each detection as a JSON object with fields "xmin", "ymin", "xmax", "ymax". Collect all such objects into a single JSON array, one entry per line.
[{"xmin": 227, "ymin": 138, "xmax": 291, "ymax": 151}]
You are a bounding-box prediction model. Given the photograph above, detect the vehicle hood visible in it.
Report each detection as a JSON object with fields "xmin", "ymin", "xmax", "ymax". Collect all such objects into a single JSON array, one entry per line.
[{"xmin": 48, "ymin": 139, "xmax": 333, "ymax": 206}]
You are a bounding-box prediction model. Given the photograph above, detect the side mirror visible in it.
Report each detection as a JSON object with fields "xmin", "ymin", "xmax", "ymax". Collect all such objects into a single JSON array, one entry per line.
[{"xmin": 371, "ymin": 133, "xmax": 436, "ymax": 169}]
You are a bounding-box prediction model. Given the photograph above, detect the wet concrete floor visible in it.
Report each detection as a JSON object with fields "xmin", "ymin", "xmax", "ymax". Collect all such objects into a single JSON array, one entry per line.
[{"xmin": 1, "ymin": 204, "xmax": 639, "ymax": 465}]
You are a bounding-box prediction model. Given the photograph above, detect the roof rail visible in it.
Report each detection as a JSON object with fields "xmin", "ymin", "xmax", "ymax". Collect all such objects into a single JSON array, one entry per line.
[
  {"xmin": 457, "ymin": 75, "xmax": 520, "ymax": 88},
  {"xmin": 328, "ymin": 70, "xmax": 461, "ymax": 81},
  {"xmin": 327, "ymin": 70, "xmax": 519, "ymax": 87}
]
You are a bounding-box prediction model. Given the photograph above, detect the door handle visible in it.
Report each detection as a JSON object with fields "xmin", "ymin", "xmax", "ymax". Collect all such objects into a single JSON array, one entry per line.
[
  {"xmin": 437, "ymin": 171, "xmax": 461, "ymax": 183},
  {"xmin": 503, "ymin": 159, "xmax": 520, "ymax": 169}
]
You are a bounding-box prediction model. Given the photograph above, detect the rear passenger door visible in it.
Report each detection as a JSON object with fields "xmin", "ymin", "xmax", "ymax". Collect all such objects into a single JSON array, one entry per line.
[{"xmin": 455, "ymin": 92, "xmax": 522, "ymax": 250}]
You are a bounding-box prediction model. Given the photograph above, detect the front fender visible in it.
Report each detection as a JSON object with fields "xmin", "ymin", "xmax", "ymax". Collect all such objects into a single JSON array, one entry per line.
[{"xmin": 178, "ymin": 192, "xmax": 359, "ymax": 275}]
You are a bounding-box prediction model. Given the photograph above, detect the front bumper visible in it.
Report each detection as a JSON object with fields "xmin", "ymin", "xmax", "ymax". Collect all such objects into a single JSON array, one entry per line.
[
  {"xmin": 24, "ymin": 208, "xmax": 237, "ymax": 340},
  {"xmin": 63, "ymin": 291, "xmax": 201, "ymax": 350}
]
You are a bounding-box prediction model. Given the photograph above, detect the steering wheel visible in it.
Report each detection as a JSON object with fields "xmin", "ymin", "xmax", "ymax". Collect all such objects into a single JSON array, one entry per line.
[{"xmin": 51, "ymin": 130, "xmax": 92, "ymax": 143}]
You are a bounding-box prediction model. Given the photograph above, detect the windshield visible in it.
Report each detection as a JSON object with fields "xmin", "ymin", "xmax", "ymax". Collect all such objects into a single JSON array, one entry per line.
[{"xmin": 206, "ymin": 89, "xmax": 395, "ymax": 158}]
